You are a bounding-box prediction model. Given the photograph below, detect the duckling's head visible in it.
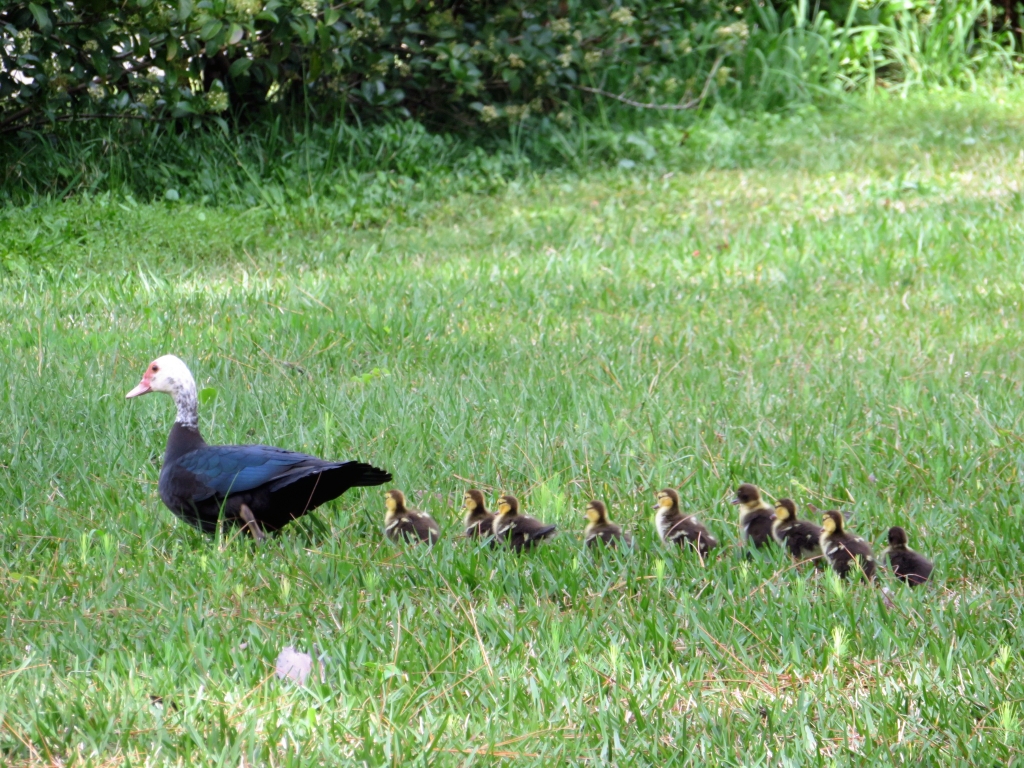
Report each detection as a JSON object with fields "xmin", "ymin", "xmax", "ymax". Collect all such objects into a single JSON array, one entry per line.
[
  {"xmin": 732, "ymin": 483, "xmax": 763, "ymax": 510},
  {"xmin": 497, "ymin": 495, "xmax": 519, "ymax": 517},
  {"xmin": 821, "ymin": 510, "xmax": 844, "ymax": 535},
  {"xmin": 774, "ymin": 498, "xmax": 796, "ymax": 522},
  {"xmin": 585, "ymin": 500, "xmax": 609, "ymax": 525},
  {"xmin": 463, "ymin": 489, "xmax": 486, "ymax": 513},
  {"xmin": 384, "ymin": 489, "xmax": 407, "ymax": 514},
  {"xmin": 654, "ymin": 488, "xmax": 679, "ymax": 511},
  {"xmin": 887, "ymin": 526, "xmax": 909, "ymax": 548}
]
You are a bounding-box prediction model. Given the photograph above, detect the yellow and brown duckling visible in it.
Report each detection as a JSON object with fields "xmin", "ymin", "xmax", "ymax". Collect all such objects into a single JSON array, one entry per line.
[
  {"xmin": 583, "ymin": 500, "xmax": 632, "ymax": 549},
  {"xmin": 772, "ymin": 498, "xmax": 823, "ymax": 564},
  {"xmin": 462, "ymin": 489, "xmax": 495, "ymax": 540},
  {"xmin": 819, "ymin": 510, "xmax": 876, "ymax": 581},
  {"xmin": 654, "ymin": 488, "xmax": 718, "ymax": 559},
  {"xmin": 492, "ymin": 495, "xmax": 557, "ymax": 552},
  {"xmin": 883, "ymin": 526, "xmax": 933, "ymax": 587},
  {"xmin": 383, "ymin": 489, "xmax": 440, "ymax": 545},
  {"xmin": 732, "ymin": 483, "xmax": 776, "ymax": 549}
]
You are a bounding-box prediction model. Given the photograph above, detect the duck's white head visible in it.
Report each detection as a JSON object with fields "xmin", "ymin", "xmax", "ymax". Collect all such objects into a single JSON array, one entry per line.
[{"xmin": 126, "ymin": 354, "xmax": 198, "ymax": 427}]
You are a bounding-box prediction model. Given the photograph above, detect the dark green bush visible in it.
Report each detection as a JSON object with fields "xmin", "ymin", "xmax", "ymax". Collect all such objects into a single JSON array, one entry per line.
[
  {"xmin": 4, "ymin": 0, "xmax": 1015, "ymax": 136},
  {"xmin": 1, "ymin": 0, "xmax": 745, "ymax": 134}
]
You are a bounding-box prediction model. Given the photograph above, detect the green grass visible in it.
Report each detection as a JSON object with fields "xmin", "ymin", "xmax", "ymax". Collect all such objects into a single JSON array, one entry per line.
[{"xmin": 3, "ymin": 87, "xmax": 1024, "ymax": 765}]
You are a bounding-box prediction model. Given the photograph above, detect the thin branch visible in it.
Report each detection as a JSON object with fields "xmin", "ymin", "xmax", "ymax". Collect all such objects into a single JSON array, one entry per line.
[
  {"xmin": 0, "ymin": 81, "xmax": 92, "ymax": 131},
  {"xmin": 573, "ymin": 55, "xmax": 725, "ymax": 111},
  {"xmin": 0, "ymin": 56, "xmax": 155, "ymax": 133},
  {"xmin": 0, "ymin": 112, "xmax": 157, "ymax": 135}
]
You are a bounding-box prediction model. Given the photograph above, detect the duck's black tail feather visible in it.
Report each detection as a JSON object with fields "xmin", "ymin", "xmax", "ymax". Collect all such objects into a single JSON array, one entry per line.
[
  {"xmin": 262, "ymin": 461, "xmax": 392, "ymax": 530},
  {"xmin": 343, "ymin": 462, "xmax": 393, "ymax": 488}
]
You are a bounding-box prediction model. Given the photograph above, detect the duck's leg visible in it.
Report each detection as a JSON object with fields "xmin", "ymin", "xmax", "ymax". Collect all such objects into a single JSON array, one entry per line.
[{"xmin": 239, "ymin": 504, "xmax": 266, "ymax": 544}]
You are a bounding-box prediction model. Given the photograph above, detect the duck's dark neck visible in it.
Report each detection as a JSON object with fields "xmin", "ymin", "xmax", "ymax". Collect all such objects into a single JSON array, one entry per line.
[{"xmin": 166, "ymin": 421, "xmax": 207, "ymax": 463}]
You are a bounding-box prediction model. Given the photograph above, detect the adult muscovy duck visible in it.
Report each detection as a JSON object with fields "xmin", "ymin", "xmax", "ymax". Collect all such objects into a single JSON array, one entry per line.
[{"xmin": 126, "ymin": 354, "xmax": 392, "ymax": 540}]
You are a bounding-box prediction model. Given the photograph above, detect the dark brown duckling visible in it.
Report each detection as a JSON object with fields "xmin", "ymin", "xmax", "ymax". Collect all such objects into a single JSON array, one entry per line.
[
  {"xmin": 884, "ymin": 526, "xmax": 933, "ymax": 587},
  {"xmin": 820, "ymin": 510, "xmax": 876, "ymax": 581},
  {"xmin": 492, "ymin": 495, "xmax": 556, "ymax": 552},
  {"xmin": 654, "ymin": 488, "xmax": 718, "ymax": 559},
  {"xmin": 772, "ymin": 498, "xmax": 823, "ymax": 564},
  {"xmin": 733, "ymin": 483, "xmax": 776, "ymax": 549},
  {"xmin": 583, "ymin": 500, "xmax": 632, "ymax": 549},
  {"xmin": 462, "ymin": 489, "xmax": 495, "ymax": 540},
  {"xmin": 383, "ymin": 489, "xmax": 440, "ymax": 545}
]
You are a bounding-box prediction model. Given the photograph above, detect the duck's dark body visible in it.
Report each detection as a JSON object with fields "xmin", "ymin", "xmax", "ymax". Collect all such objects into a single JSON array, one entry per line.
[
  {"xmin": 386, "ymin": 511, "xmax": 441, "ymax": 545},
  {"xmin": 494, "ymin": 516, "xmax": 557, "ymax": 552},
  {"xmin": 885, "ymin": 529, "xmax": 933, "ymax": 587},
  {"xmin": 821, "ymin": 531, "xmax": 876, "ymax": 580},
  {"xmin": 464, "ymin": 512, "xmax": 496, "ymax": 540},
  {"xmin": 773, "ymin": 519, "xmax": 824, "ymax": 562},
  {"xmin": 585, "ymin": 523, "xmax": 632, "ymax": 549},
  {"xmin": 888, "ymin": 548, "xmax": 932, "ymax": 586},
  {"xmin": 740, "ymin": 509, "xmax": 776, "ymax": 549},
  {"xmin": 159, "ymin": 423, "xmax": 391, "ymax": 533},
  {"xmin": 659, "ymin": 513, "xmax": 717, "ymax": 558}
]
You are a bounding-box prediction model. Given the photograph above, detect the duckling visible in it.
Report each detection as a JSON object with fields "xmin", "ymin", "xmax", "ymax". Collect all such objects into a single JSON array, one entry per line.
[
  {"xmin": 732, "ymin": 483, "xmax": 776, "ymax": 549},
  {"xmin": 462, "ymin": 489, "xmax": 495, "ymax": 540},
  {"xmin": 492, "ymin": 495, "xmax": 557, "ymax": 551},
  {"xmin": 819, "ymin": 510, "xmax": 876, "ymax": 581},
  {"xmin": 772, "ymin": 498, "xmax": 823, "ymax": 564},
  {"xmin": 883, "ymin": 526, "xmax": 933, "ymax": 587},
  {"xmin": 654, "ymin": 488, "xmax": 718, "ymax": 558},
  {"xmin": 383, "ymin": 490, "xmax": 440, "ymax": 545},
  {"xmin": 583, "ymin": 500, "xmax": 632, "ymax": 549}
]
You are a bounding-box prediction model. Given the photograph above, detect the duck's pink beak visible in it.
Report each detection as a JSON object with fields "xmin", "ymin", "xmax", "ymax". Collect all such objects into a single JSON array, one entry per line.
[{"xmin": 126, "ymin": 372, "xmax": 152, "ymax": 398}]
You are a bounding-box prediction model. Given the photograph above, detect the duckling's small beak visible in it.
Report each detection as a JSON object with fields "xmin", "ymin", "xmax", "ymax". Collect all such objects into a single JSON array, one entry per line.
[
  {"xmin": 652, "ymin": 502, "xmax": 660, "ymax": 509},
  {"xmin": 730, "ymin": 498, "xmax": 741, "ymax": 505}
]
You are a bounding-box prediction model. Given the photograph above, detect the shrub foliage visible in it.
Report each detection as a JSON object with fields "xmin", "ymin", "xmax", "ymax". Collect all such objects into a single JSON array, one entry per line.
[{"xmin": 0, "ymin": 0, "xmax": 1018, "ymax": 134}]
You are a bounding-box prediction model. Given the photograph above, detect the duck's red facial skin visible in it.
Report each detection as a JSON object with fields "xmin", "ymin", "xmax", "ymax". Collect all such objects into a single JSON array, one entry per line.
[{"xmin": 126, "ymin": 361, "xmax": 157, "ymax": 398}]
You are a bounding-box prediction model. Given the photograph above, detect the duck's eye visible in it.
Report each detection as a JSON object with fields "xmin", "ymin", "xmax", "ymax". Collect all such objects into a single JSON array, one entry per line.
[{"xmin": 151, "ymin": 365, "xmax": 159, "ymax": 372}]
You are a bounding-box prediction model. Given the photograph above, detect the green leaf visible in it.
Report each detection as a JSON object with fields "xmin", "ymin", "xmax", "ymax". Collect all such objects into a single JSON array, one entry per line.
[
  {"xmin": 166, "ymin": 38, "xmax": 179, "ymax": 61},
  {"xmin": 228, "ymin": 23, "xmax": 245, "ymax": 46},
  {"xmin": 200, "ymin": 20, "xmax": 224, "ymax": 41},
  {"xmin": 28, "ymin": 3, "xmax": 52, "ymax": 33},
  {"xmin": 256, "ymin": 10, "xmax": 279, "ymax": 22},
  {"xmin": 228, "ymin": 57, "xmax": 253, "ymax": 77},
  {"xmin": 178, "ymin": 0, "xmax": 193, "ymax": 22},
  {"xmin": 198, "ymin": 387, "xmax": 218, "ymax": 405}
]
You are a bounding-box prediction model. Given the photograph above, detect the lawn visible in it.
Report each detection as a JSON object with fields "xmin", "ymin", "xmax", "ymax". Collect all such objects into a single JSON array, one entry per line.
[{"xmin": 2, "ymin": 89, "xmax": 1024, "ymax": 765}]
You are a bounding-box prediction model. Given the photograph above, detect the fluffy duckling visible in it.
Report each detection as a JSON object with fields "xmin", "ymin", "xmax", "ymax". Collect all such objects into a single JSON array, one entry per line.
[
  {"xmin": 383, "ymin": 490, "xmax": 440, "ymax": 545},
  {"xmin": 883, "ymin": 526, "xmax": 933, "ymax": 587},
  {"xmin": 819, "ymin": 510, "xmax": 876, "ymax": 581},
  {"xmin": 583, "ymin": 500, "xmax": 632, "ymax": 549},
  {"xmin": 654, "ymin": 488, "xmax": 718, "ymax": 558},
  {"xmin": 492, "ymin": 495, "xmax": 557, "ymax": 551},
  {"xmin": 462, "ymin": 489, "xmax": 495, "ymax": 540},
  {"xmin": 733, "ymin": 483, "xmax": 776, "ymax": 549},
  {"xmin": 772, "ymin": 498, "xmax": 823, "ymax": 564}
]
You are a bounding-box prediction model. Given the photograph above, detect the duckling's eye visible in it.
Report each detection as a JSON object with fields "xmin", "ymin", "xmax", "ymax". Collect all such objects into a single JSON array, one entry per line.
[{"xmin": 151, "ymin": 365, "xmax": 159, "ymax": 372}]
